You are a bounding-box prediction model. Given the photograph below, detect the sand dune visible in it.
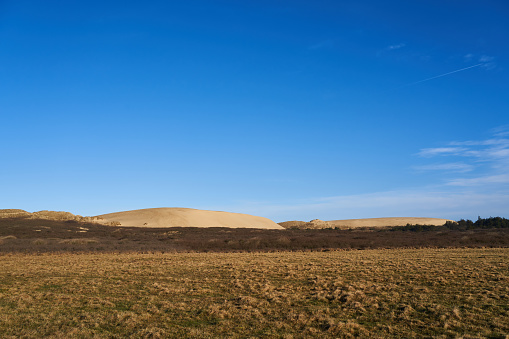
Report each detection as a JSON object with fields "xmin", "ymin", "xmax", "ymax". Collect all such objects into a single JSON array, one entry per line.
[
  {"xmin": 328, "ymin": 217, "xmax": 452, "ymax": 228},
  {"xmin": 279, "ymin": 217, "xmax": 452, "ymax": 229},
  {"xmin": 96, "ymin": 208, "xmax": 284, "ymax": 229},
  {"xmin": 2, "ymin": 208, "xmax": 450, "ymax": 230}
]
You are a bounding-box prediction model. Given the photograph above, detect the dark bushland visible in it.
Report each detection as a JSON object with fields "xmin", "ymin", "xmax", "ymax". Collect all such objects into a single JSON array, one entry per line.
[
  {"xmin": 1, "ymin": 217, "xmax": 509, "ymax": 253},
  {"xmin": 387, "ymin": 217, "xmax": 509, "ymax": 232},
  {"xmin": 450, "ymin": 216, "xmax": 509, "ymax": 230}
]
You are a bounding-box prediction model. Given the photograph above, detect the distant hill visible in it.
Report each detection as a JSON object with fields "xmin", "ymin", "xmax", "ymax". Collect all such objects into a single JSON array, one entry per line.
[
  {"xmin": 96, "ymin": 208, "xmax": 284, "ymax": 229},
  {"xmin": 1, "ymin": 208, "xmax": 283, "ymax": 229},
  {"xmin": 2, "ymin": 209, "xmax": 450, "ymax": 230},
  {"xmin": 279, "ymin": 217, "xmax": 452, "ymax": 229},
  {"xmin": 0, "ymin": 209, "xmax": 117, "ymax": 224}
]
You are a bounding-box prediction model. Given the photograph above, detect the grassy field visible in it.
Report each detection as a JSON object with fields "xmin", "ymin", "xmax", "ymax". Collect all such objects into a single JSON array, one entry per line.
[{"xmin": 1, "ymin": 248, "xmax": 508, "ymax": 338}]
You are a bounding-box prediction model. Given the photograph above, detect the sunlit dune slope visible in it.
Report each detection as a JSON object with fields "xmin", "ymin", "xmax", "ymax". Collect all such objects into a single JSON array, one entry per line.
[
  {"xmin": 329, "ymin": 217, "xmax": 452, "ymax": 227},
  {"xmin": 279, "ymin": 217, "xmax": 452, "ymax": 229},
  {"xmin": 96, "ymin": 208, "xmax": 284, "ymax": 229}
]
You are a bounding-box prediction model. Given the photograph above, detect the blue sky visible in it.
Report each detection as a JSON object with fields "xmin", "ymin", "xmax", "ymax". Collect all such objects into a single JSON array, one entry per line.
[{"xmin": 1, "ymin": 0, "xmax": 508, "ymax": 222}]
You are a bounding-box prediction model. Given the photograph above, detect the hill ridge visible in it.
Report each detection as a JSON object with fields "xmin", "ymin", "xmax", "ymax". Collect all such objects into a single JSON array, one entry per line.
[
  {"xmin": 96, "ymin": 207, "xmax": 283, "ymax": 229},
  {"xmin": 278, "ymin": 217, "xmax": 452, "ymax": 229}
]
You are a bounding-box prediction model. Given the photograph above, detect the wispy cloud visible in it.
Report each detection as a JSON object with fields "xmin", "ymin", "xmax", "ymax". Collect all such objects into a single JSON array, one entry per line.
[
  {"xmin": 464, "ymin": 53, "xmax": 496, "ymax": 69},
  {"xmin": 449, "ymin": 138, "xmax": 509, "ymax": 146},
  {"xmin": 493, "ymin": 125, "xmax": 509, "ymax": 137},
  {"xmin": 387, "ymin": 43, "xmax": 405, "ymax": 50},
  {"xmin": 417, "ymin": 128, "xmax": 509, "ymax": 187},
  {"xmin": 464, "ymin": 53, "xmax": 474, "ymax": 62},
  {"xmin": 223, "ymin": 189, "xmax": 509, "ymax": 222},
  {"xmin": 389, "ymin": 53, "xmax": 497, "ymax": 91},
  {"xmin": 397, "ymin": 63, "xmax": 484, "ymax": 88},
  {"xmin": 479, "ymin": 55, "xmax": 496, "ymax": 70},
  {"xmin": 419, "ymin": 138, "xmax": 509, "ymax": 162},
  {"xmin": 309, "ymin": 40, "xmax": 334, "ymax": 50},
  {"xmin": 377, "ymin": 43, "xmax": 406, "ymax": 56},
  {"xmin": 226, "ymin": 126, "xmax": 509, "ymax": 222},
  {"xmin": 413, "ymin": 163, "xmax": 474, "ymax": 173},
  {"xmin": 417, "ymin": 147, "xmax": 468, "ymax": 157},
  {"xmin": 447, "ymin": 174, "xmax": 509, "ymax": 186}
]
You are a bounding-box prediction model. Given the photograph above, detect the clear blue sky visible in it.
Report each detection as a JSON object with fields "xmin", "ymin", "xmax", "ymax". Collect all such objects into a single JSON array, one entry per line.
[{"xmin": 1, "ymin": 0, "xmax": 508, "ymax": 222}]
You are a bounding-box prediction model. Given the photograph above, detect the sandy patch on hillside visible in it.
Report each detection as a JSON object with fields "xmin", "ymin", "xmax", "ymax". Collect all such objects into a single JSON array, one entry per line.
[
  {"xmin": 280, "ymin": 217, "xmax": 452, "ymax": 229},
  {"xmin": 96, "ymin": 208, "xmax": 284, "ymax": 229},
  {"xmin": 329, "ymin": 217, "xmax": 452, "ymax": 228}
]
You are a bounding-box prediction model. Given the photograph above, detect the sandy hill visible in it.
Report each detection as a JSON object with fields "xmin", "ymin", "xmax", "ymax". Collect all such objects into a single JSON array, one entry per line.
[
  {"xmin": 96, "ymin": 208, "xmax": 284, "ymax": 229},
  {"xmin": 279, "ymin": 217, "xmax": 452, "ymax": 229}
]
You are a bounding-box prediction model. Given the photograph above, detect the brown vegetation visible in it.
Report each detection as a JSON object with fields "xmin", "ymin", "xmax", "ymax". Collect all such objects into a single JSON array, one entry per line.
[
  {"xmin": 1, "ymin": 217, "xmax": 508, "ymax": 253},
  {"xmin": 0, "ymin": 248, "xmax": 507, "ymax": 337},
  {"xmin": 2, "ymin": 213, "xmax": 508, "ymax": 337}
]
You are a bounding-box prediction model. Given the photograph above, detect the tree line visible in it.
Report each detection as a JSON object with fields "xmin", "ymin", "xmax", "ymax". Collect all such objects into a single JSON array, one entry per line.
[
  {"xmin": 391, "ymin": 216, "xmax": 509, "ymax": 232},
  {"xmin": 446, "ymin": 216, "xmax": 509, "ymax": 230}
]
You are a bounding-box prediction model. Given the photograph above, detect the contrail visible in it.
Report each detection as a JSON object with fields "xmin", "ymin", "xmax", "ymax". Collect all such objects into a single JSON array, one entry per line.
[{"xmin": 390, "ymin": 63, "xmax": 483, "ymax": 91}]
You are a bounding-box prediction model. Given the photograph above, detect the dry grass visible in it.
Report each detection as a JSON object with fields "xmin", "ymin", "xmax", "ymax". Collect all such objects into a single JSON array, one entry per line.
[{"xmin": 1, "ymin": 248, "xmax": 508, "ymax": 338}]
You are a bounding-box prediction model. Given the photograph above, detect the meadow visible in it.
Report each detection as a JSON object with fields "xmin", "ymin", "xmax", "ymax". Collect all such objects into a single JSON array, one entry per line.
[{"xmin": 1, "ymin": 248, "xmax": 508, "ymax": 338}]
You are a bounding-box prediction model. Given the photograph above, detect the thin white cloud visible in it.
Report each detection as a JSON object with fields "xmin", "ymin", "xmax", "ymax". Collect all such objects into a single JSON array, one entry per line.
[
  {"xmin": 480, "ymin": 55, "xmax": 496, "ymax": 70},
  {"xmin": 418, "ymin": 128, "xmax": 509, "ymax": 188},
  {"xmin": 417, "ymin": 147, "xmax": 468, "ymax": 157},
  {"xmin": 449, "ymin": 138, "xmax": 509, "ymax": 146},
  {"xmin": 464, "ymin": 53, "xmax": 474, "ymax": 62},
  {"xmin": 489, "ymin": 148, "xmax": 509, "ymax": 158},
  {"xmin": 377, "ymin": 43, "xmax": 406, "ymax": 56},
  {"xmin": 390, "ymin": 53, "xmax": 497, "ymax": 91},
  {"xmin": 463, "ymin": 53, "xmax": 496, "ymax": 69},
  {"xmin": 447, "ymin": 174, "xmax": 509, "ymax": 186},
  {"xmin": 419, "ymin": 138, "xmax": 509, "ymax": 162},
  {"xmin": 387, "ymin": 43, "xmax": 405, "ymax": 50},
  {"xmin": 309, "ymin": 40, "xmax": 334, "ymax": 50},
  {"xmin": 480, "ymin": 55, "xmax": 494, "ymax": 62},
  {"xmin": 398, "ymin": 63, "xmax": 483, "ymax": 88},
  {"xmin": 413, "ymin": 163, "xmax": 474, "ymax": 173},
  {"xmin": 223, "ymin": 126, "xmax": 509, "ymax": 222},
  {"xmin": 224, "ymin": 189, "xmax": 509, "ymax": 222},
  {"xmin": 492, "ymin": 125, "xmax": 509, "ymax": 137}
]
